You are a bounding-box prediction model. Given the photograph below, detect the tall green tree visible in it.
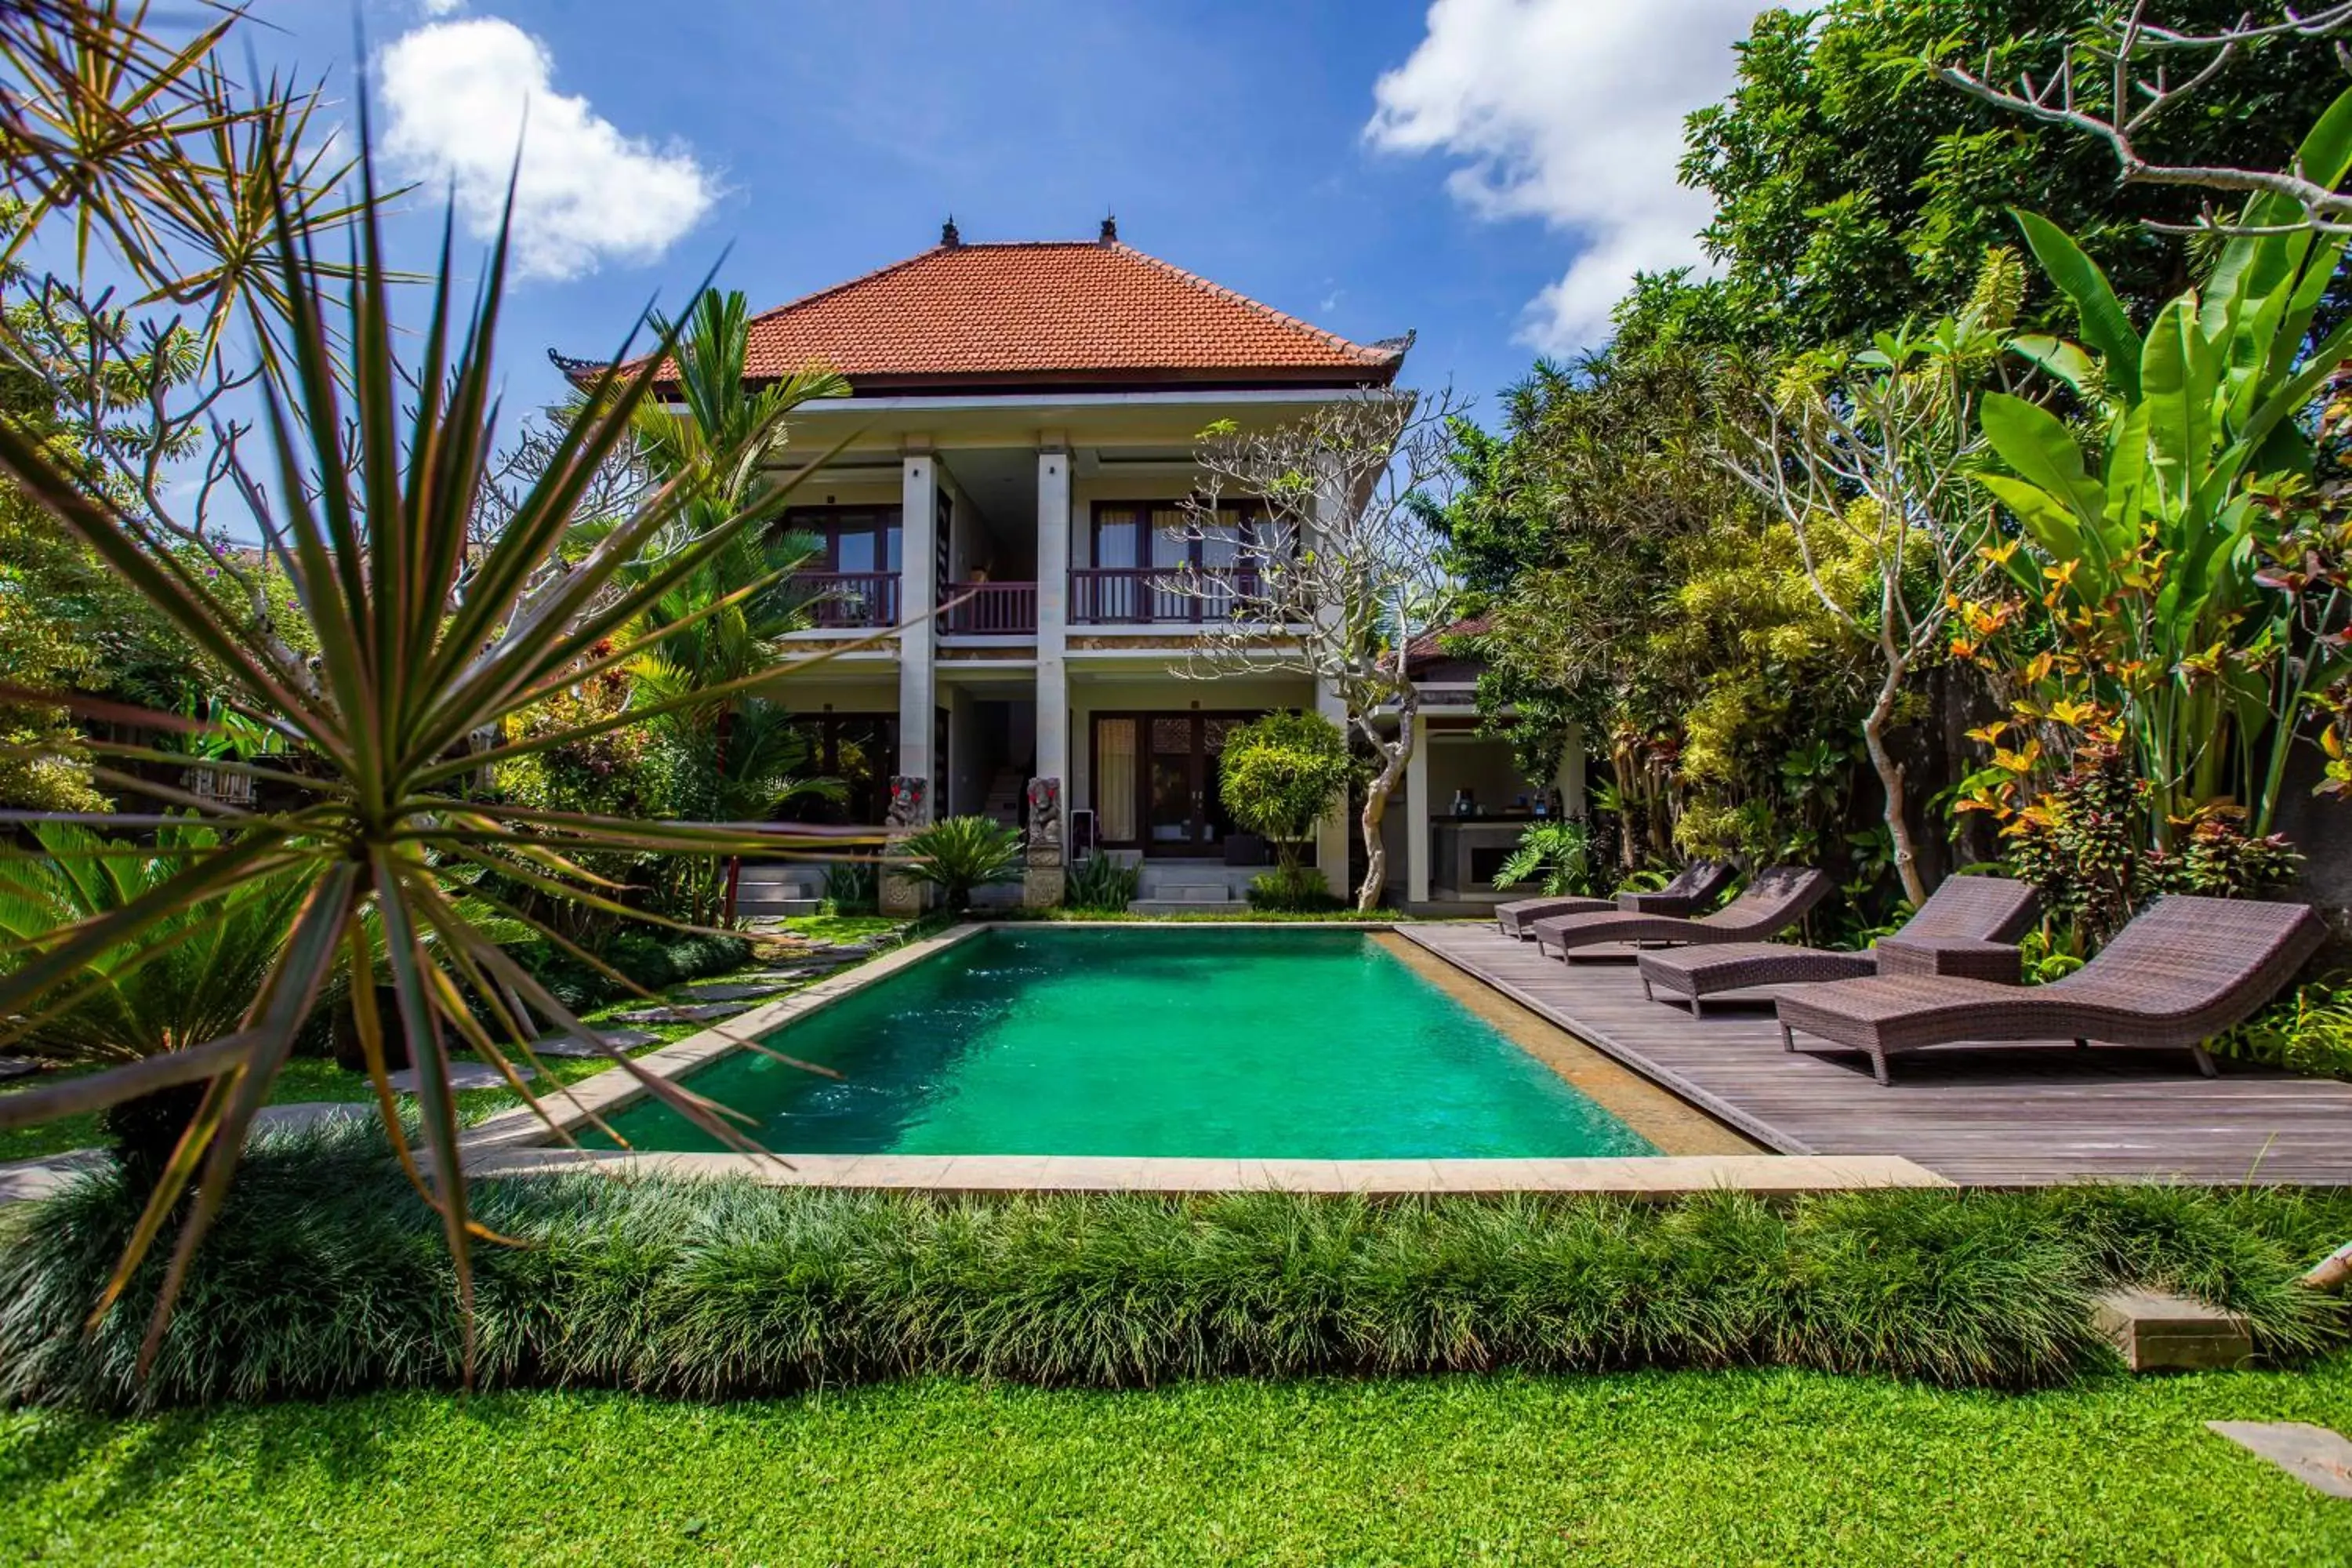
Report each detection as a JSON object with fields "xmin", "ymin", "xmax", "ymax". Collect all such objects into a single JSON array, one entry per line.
[{"xmin": 1663, "ymin": 0, "xmax": 2346, "ymax": 350}]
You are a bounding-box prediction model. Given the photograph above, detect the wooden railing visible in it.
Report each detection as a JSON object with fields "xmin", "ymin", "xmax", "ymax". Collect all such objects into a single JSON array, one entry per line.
[
  {"xmin": 1069, "ymin": 566, "xmax": 1259, "ymax": 625},
  {"xmin": 942, "ymin": 580, "xmax": 1037, "ymax": 635},
  {"xmin": 795, "ymin": 571, "xmax": 900, "ymax": 630}
]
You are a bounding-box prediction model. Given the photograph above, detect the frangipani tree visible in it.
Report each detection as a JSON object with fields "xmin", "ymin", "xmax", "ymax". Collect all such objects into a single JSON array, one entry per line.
[
  {"xmin": 1725, "ymin": 252, "xmax": 2023, "ymax": 904},
  {"xmin": 1178, "ymin": 390, "xmax": 1465, "ymax": 911}
]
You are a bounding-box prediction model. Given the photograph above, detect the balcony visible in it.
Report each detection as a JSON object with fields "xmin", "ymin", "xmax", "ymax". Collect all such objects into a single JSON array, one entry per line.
[
  {"xmin": 797, "ymin": 571, "xmax": 900, "ymax": 630},
  {"xmin": 1069, "ymin": 566, "xmax": 1261, "ymax": 626},
  {"xmin": 943, "ymin": 580, "xmax": 1038, "ymax": 635}
]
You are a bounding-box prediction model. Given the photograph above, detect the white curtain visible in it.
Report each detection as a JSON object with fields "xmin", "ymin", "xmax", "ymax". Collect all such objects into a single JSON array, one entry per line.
[{"xmin": 1094, "ymin": 717, "xmax": 1137, "ymax": 843}]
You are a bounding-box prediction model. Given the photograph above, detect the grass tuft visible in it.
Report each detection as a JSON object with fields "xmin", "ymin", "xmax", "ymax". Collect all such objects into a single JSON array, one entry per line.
[{"xmin": 2, "ymin": 1124, "xmax": 2345, "ymax": 1412}]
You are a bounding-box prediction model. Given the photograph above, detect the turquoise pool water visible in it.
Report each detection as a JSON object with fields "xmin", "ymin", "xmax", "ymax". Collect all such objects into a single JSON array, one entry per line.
[{"xmin": 591, "ymin": 928, "xmax": 1654, "ymax": 1159}]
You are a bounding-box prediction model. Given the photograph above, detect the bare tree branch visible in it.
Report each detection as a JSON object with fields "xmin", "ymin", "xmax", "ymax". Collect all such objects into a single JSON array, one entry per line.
[
  {"xmin": 1171, "ymin": 387, "xmax": 1468, "ymax": 909},
  {"xmin": 1933, "ymin": 2, "xmax": 2352, "ymax": 234}
]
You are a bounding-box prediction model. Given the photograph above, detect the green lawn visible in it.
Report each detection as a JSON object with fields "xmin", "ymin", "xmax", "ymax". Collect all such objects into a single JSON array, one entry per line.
[
  {"xmin": 769, "ymin": 912, "xmax": 902, "ymax": 946},
  {"xmin": 5, "ymin": 1364, "xmax": 2350, "ymax": 1565}
]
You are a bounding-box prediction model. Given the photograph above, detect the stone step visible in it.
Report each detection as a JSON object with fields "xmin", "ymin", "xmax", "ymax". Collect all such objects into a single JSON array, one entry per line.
[{"xmin": 735, "ymin": 895, "xmax": 823, "ymax": 916}]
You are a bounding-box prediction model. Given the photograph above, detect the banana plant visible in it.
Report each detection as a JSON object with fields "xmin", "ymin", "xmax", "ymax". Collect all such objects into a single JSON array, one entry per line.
[{"xmin": 1973, "ymin": 87, "xmax": 2352, "ymax": 839}]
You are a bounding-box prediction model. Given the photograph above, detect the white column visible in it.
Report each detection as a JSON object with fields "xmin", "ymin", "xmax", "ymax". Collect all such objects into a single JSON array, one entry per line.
[
  {"xmin": 898, "ymin": 449, "xmax": 937, "ymax": 797},
  {"xmin": 1315, "ymin": 676, "xmax": 1350, "ymax": 898},
  {"xmin": 1034, "ymin": 443, "xmax": 1071, "ymax": 837},
  {"xmin": 1406, "ymin": 712, "xmax": 1430, "ymax": 906}
]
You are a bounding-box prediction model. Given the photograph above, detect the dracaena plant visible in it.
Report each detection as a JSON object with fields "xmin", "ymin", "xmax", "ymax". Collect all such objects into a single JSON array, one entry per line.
[
  {"xmin": 1960, "ymin": 88, "xmax": 2352, "ymax": 844},
  {"xmin": 0, "ymin": 135, "xmax": 871, "ymax": 1363}
]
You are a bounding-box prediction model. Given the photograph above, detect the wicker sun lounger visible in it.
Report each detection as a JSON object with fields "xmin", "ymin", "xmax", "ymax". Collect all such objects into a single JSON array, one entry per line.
[
  {"xmin": 1527, "ymin": 866, "xmax": 1833, "ymax": 962},
  {"xmin": 1773, "ymin": 895, "xmax": 2325, "ymax": 1085},
  {"xmin": 1495, "ymin": 858, "xmax": 1732, "ymax": 939},
  {"xmin": 1635, "ymin": 875, "xmax": 2039, "ymax": 1016}
]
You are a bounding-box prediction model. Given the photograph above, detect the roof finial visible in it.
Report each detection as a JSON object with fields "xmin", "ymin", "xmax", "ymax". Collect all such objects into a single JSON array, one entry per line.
[
  {"xmin": 941, "ymin": 215, "xmax": 961, "ymax": 248},
  {"xmin": 1098, "ymin": 212, "xmax": 1118, "ymax": 244}
]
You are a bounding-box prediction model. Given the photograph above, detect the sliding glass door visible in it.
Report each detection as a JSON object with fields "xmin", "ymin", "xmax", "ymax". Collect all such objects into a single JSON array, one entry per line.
[{"xmin": 1094, "ymin": 712, "xmax": 1245, "ymax": 853}]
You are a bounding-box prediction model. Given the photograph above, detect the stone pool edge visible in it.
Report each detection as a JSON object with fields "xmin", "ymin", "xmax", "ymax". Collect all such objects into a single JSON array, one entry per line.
[{"xmin": 456, "ymin": 920, "xmax": 1951, "ymax": 1196}]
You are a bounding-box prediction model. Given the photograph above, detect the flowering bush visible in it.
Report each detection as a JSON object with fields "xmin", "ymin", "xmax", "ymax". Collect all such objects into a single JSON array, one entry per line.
[{"xmin": 1999, "ymin": 743, "xmax": 2300, "ymax": 951}]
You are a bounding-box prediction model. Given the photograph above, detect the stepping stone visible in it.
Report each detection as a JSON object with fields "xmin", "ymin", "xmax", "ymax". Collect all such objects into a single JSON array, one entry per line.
[
  {"xmin": 2209, "ymin": 1422, "xmax": 2352, "ymax": 1498},
  {"xmin": 678, "ymin": 981, "xmax": 793, "ymax": 1003},
  {"xmin": 2093, "ymin": 1287, "xmax": 2252, "ymax": 1371},
  {"xmin": 613, "ymin": 1001, "xmax": 752, "ymax": 1025},
  {"xmin": 526, "ymin": 1027, "xmax": 662, "ymax": 1059},
  {"xmin": 253, "ymin": 1102, "xmax": 372, "ymax": 1133},
  {"xmin": 387, "ymin": 1062, "xmax": 532, "ymax": 1094},
  {"xmin": 0, "ymin": 1149, "xmax": 107, "ymax": 1205}
]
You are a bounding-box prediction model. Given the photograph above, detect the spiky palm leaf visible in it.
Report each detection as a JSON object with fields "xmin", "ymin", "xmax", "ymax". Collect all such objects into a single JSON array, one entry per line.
[{"xmin": 0, "ymin": 121, "xmax": 879, "ymax": 1363}]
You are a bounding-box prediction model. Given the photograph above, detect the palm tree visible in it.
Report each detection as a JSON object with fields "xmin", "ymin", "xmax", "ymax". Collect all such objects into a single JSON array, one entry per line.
[{"xmin": 621, "ymin": 290, "xmax": 851, "ymax": 922}]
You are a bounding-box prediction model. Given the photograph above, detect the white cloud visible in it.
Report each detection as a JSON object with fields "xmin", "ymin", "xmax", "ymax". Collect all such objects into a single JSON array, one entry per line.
[
  {"xmin": 1367, "ymin": 0, "xmax": 1765, "ymax": 352},
  {"xmin": 376, "ymin": 17, "xmax": 716, "ymax": 281},
  {"xmin": 419, "ymin": 0, "xmax": 464, "ymax": 16}
]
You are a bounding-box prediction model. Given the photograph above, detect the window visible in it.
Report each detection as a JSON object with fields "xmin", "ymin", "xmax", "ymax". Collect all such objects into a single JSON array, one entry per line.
[
  {"xmin": 786, "ymin": 506, "xmax": 902, "ymax": 575},
  {"xmin": 1091, "ymin": 501, "xmax": 1270, "ymax": 571}
]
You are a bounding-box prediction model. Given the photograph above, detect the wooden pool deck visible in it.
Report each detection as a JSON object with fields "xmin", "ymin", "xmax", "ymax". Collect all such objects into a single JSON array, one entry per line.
[{"xmin": 1396, "ymin": 923, "xmax": 2352, "ymax": 1188}]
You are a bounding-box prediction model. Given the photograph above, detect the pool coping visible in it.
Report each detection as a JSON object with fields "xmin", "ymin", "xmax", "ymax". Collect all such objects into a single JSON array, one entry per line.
[{"xmin": 456, "ymin": 920, "xmax": 1953, "ymax": 1196}]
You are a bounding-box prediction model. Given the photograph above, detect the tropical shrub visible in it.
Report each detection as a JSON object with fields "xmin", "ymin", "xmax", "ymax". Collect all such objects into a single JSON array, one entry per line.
[
  {"xmin": 0, "ymin": 822, "xmax": 308, "ymax": 1174},
  {"xmin": 1494, "ymin": 818, "xmax": 1597, "ymax": 896},
  {"xmin": 1217, "ymin": 710, "xmax": 1352, "ymax": 872},
  {"xmin": 5, "ymin": 1127, "xmax": 2346, "ymax": 1410},
  {"xmin": 510, "ymin": 931, "xmax": 751, "ymax": 1017},
  {"xmin": 1962, "ymin": 105, "xmax": 2352, "ymax": 841},
  {"xmin": 1246, "ymin": 864, "xmax": 1345, "ymax": 913},
  {"xmin": 895, "ymin": 817, "xmax": 1024, "ymax": 911},
  {"xmin": 2216, "ymin": 976, "xmax": 2352, "ymax": 1082},
  {"xmin": 1062, "ymin": 853, "xmax": 1139, "ymax": 913},
  {"xmin": 2249, "ymin": 399, "xmax": 2352, "ymax": 801},
  {"xmin": 820, "ymin": 858, "xmax": 879, "ymax": 916},
  {"xmin": 2000, "ymin": 743, "xmax": 2301, "ymax": 951}
]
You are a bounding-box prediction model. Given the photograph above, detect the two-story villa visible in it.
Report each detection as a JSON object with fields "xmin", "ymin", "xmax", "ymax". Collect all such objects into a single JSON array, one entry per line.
[{"xmin": 657, "ymin": 220, "xmax": 1584, "ymax": 912}]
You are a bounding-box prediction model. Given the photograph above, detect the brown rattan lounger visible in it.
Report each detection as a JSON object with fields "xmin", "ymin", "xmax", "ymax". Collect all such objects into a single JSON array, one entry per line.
[
  {"xmin": 1494, "ymin": 858, "xmax": 1731, "ymax": 939},
  {"xmin": 1635, "ymin": 875, "xmax": 2039, "ymax": 1015},
  {"xmin": 1773, "ymin": 895, "xmax": 2325, "ymax": 1085},
  {"xmin": 1527, "ymin": 866, "xmax": 1833, "ymax": 962}
]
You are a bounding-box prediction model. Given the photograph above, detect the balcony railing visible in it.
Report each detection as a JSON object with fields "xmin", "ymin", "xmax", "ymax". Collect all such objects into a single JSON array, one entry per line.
[
  {"xmin": 942, "ymin": 580, "xmax": 1037, "ymax": 635},
  {"xmin": 1069, "ymin": 566, "xmax": 1260, "ymax": 625},
  {"xmin": 796, "ymin": 571, "xmax": 900, "ymax": 630}
]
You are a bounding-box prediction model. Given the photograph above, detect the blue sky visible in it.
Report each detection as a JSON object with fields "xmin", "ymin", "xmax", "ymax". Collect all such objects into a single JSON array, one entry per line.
[{"xmin": 253, "ymin": 1, "xmax": 1764, "ymax": 429}]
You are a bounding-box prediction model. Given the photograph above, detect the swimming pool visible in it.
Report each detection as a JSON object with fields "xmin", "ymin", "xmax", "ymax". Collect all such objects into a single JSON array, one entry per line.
[{"xmin": 591, "ymin": 927, "xmax": 1655, "ymax": 1160}]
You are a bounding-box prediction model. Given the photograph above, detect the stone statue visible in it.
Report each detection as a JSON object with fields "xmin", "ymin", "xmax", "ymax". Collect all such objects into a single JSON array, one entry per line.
[
  {"xmin": 1022, "ymin": 775, "xmax": 1065, "ymax": 906},
  {"xmin": 880, "ymin": 775, "xmax": 931, "ymax": 915},
  {"xmin": 884, "ymin": 775, "xmax": 928, "ymax": 831},
  {"xmin": 1025, "ymin": 776, "xmax": 1062, "ymax": 864}
]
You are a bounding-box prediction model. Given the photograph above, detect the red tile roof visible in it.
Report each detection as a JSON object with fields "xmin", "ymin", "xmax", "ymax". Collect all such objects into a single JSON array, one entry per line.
[{"xmin": 693, "ymin": 239, "xmax": 1406, "ymax": 391}]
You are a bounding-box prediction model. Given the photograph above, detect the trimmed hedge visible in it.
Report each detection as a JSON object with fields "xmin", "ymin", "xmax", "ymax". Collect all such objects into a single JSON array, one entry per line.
[{"xmin": 2, "ymin": 1124, "xmax": 2345, "ymax": 1411}]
